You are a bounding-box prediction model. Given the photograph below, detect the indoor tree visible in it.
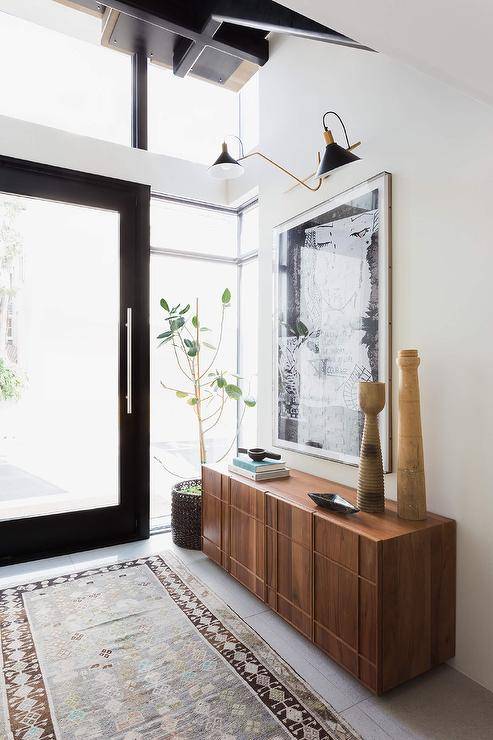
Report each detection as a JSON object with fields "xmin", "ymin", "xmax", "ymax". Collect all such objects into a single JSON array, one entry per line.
[{"xmin": 157, "ymin": 288, "xmax": 255, "ymax": 472}]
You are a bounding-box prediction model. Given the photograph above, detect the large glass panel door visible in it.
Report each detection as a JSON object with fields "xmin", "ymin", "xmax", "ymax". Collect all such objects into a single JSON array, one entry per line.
[{"xmin": 0, "ymin": 157, "xmax": 149, "ymax": 563}]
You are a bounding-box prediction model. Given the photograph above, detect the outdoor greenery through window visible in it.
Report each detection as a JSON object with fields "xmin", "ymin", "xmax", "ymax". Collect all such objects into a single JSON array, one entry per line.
[{"xmin": 150, "ymin": 197, "xmax": 258, "ymax": 523}]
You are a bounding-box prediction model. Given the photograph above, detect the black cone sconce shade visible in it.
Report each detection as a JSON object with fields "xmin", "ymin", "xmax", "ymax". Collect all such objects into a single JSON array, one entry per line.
[
  {"xmin": 316, "ymin": 111, "xmax": 361, "ymax": 178},
  {"xmin": 209, "ymin": 142, "xmax": 244, "ymax": 179}
]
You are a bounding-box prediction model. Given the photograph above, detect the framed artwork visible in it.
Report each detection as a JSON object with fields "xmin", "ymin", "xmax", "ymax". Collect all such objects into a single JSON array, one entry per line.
[{"xmin": 273, "ymin": 172, "xmax": 392, "ymax": 470}]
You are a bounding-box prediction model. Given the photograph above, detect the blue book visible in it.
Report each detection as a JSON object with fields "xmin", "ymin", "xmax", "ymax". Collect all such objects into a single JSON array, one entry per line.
[{"xmin": 232, "ymin": 455, "xmax": 286, "ymax": 472}]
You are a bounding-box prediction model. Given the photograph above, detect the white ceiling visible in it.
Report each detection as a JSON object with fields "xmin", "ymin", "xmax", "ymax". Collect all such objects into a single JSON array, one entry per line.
[{"xmin": 281, "ymin": 0, "xmax": 493, "ymax": 106}]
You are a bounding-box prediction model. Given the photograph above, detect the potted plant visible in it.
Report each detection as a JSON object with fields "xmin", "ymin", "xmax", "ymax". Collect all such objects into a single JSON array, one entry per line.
[{"xmin": 157, "ymin": 288, "xmax": 255, "ymax": 548}]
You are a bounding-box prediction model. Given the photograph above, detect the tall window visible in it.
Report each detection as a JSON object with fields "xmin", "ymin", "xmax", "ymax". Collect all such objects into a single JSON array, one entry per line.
[
  {"xmin": 0, "ymin": 12, "xmax": 131, "ymax": 145},
  {"xmin": 150, "ymin": 197, "xmax": 258, "ymax": 524},
  {"xmin": 148, "ymin": 64, "xmax": 239, "ymax": 165}
]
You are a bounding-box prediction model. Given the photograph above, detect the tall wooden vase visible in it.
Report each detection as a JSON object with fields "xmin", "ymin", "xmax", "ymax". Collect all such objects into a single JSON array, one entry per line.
[
  {"xmin": 357, "ymin": 381, "xmax": 385, "ymax": 513},
  {"xmin": 396, "ymin": 349, "xmax": 427, "ymax": 520}
]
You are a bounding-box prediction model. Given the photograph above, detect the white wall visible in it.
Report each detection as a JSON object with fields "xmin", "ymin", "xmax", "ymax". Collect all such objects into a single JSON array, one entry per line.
[
  {"xmin": 247, "ymin": 35, "xmax": 493, "ymax": 691},
  {"xmin": 0, "ymin": 115, "xmax": 227, "ymax": 204}
]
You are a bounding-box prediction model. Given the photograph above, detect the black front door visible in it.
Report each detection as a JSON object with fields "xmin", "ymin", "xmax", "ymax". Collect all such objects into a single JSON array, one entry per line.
[{"xmin": 0, "ymin": 156, "xmax": 150, "ymax": 564}]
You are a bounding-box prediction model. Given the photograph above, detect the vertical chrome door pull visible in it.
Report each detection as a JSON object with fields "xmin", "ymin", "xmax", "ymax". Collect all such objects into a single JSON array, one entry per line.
[{"xmin": 126, "ymin": 307, "xmax": 132, "ymax": 414}]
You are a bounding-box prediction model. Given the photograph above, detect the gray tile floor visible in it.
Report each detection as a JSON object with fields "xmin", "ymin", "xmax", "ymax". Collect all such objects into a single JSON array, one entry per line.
[{"xmin": 1, "ymin": 533, "xmax": 492, "ymax": 739}]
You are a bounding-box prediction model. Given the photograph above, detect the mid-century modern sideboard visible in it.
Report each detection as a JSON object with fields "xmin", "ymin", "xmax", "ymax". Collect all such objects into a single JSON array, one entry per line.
[{"xmin": 201, "ymin": 464, "xmax": 456, "ymax": 695}]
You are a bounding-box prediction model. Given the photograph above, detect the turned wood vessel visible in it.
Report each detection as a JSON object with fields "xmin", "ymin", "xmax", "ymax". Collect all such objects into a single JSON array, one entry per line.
[
  {"xmin": 396, "ymin": 349, "xmax": 427, "ymax": 520},
  {"xmin": 357, "ymin": 382, "xmax": 386, "ymax": 513}
]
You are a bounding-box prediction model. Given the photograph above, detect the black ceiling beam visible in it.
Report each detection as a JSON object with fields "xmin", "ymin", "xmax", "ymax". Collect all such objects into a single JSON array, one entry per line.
[
  {"xmin": 204, "ymin": 0, "xmax": 373, "ymax": 51},
  {"xmin": 173, "ymin": 17, "xmax": 222, "ymax": 78},
  {"xmin": 212, "ymin": 14, "xmax": 373, "ymax": 51},
  {"xmin": 101, "ymin": 1, "xmax": 269, "ymax": 67}
]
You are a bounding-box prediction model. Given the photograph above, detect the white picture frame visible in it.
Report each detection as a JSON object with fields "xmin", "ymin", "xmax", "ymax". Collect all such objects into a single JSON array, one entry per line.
[{"xmin": 273, "ymin": 172, "xmax": 392, "ymax": 471}]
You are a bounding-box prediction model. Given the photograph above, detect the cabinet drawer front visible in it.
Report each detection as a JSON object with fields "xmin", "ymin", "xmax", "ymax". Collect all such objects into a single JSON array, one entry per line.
[
  {"xmin": 221, "ymin": 474, "xmax": 230, "ymax": 502},
  {"xmin": 359, "ymin": 537, "xmax": 377, "ymax": 582},
  {"xmin": 202, "ymin": 466, "xmax": 222, "ymax": 499},
  {"xmin": 202, "ymin": 536, "xmax": 221, "ymax": 566},
  {"xmin": 277, "ymin": 533, "xmax": 312, "ymax": 615},
  {"xmin": 314, "ymin": 623, "xmax": 358, "ymax": 676},
  {"xmin": 230, "ymin": 506, "xmax": 264, "ymax": 580},
  {"xmin": 230, "ymin": 479, "xmax": 264, "ymax": 521},
  {"xmin": 314, "ymin": 553, "xmax": 358, "ymax": 649},
  {"xmin": 202, "ymin": 490, "xmax": 222, "ymax": 548},
  {"xmin": 359, "ymin": 579, "xmax": 377, "ymax": 663},
  {"xmin": 314, "ymin": 516, "xmax": 358, "ymax": 572},
  {"xmin": 277, "ymin": 595, "xmax": 311, "ymax": 639},
  {"xmin": 277, "ymin": 499, "xmax": 312, "ymax": 547},
  {"xmin": 230, "ymin": 559, "xmax": 264, "ymax": 600}
]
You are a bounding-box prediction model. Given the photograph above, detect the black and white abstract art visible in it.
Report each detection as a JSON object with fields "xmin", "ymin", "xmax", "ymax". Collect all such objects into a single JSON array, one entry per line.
[{"xmin": 273, "ymin": 173, "xmax": 392, "ymax": 470}]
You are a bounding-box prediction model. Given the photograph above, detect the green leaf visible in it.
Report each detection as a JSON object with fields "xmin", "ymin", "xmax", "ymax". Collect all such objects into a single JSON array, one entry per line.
[
  {"xmin": 216, "ymin": 376, "xmax": 227, "ymax": 389},
  {"xmin": 192, "ymin": 315, "xmax": 199, "ymax": 328},
  {"xmin": 176, "ymin": 391, "xmax": 188, "ymax": 398},
  {"xmin": 160, "ymin": 298, "xmax": 169, "ymax": 311},
  {"xmin": 170, "ymin": 317, "xmax": 185, "ymax": 331},
  {"xmin": 296, "ymin": 319, "xmax": 309, "ymax": 336},
  {"xmin": 222, "ymin": 288, "xmax": 231, "ymax": 305},
  {"xmin": 170, "ymin": 304, "xmax": 180, "ymax": 314},
  {"xmin": 157, "ymin": 330, "xmax": 172, "ymax": 339},
  {"xmin": 187, "ymin": 346, "xmax": 198, "ymax": 358},
  {"xmin": 200, "ymin": 327, "xmax": 210, "ymax": 332},
  {"xmin": 179, "ymin": 304, "xmax": 191, "ymax": 314},
  {"xmin": 187, "ymin": 397, "xmax": 198, "ymax": 406},
  {"xmin": 183, "ymin": 338, "xmax": 193, "ymax": 348},
  {"xmin": 203, "ymin": 342, "xmax": 216, "ymax": 350},
  {"xmin": 244, "ymin": 396, "xmax": 256, "ymax": 407},
  {"xmin": 225, "ymin": 383, "xmax": 242, "ymax": 400}
]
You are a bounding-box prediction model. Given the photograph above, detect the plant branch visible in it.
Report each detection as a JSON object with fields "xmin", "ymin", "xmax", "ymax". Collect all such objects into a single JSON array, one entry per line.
[
  {"xmin": 172, "ymin": 339, "xmax": 193, "ymax": 381},
  {"xmin": 160, "ymin": 381, "xmax": 191, "ymax": 396},
  {"xmin": 153, "ymin": 456, "xmax": 186, "ymax": 480},
  {"xmin": 176, "ymin": 333, "xmax": 196, "ymax": 379},
  {"xmin": 199, "ymin": 305, "xmax": 225, "ymax": 380},
  {"xmin": 202, "ymin": 389, "xmax": 226, "ymax": 430},
  {"xmin": 215, "ymin": 405, "xmax": 247, "ymax": 463}
]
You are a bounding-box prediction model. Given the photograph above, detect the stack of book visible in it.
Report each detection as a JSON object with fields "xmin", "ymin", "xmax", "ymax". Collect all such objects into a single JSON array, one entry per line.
[{"xmin": 228, "ymin": 454, "xmax": 290, "ymax": 481}]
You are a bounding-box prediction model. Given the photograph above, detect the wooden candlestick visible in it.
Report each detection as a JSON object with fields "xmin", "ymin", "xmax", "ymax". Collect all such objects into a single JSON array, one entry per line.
[
  {"xmin": 396, "ymin": 349, "xmax": 427, "ymax": 520},
  {"xmin": 357, "ymin": 382, "xmax": 385, "ymax": 513}
]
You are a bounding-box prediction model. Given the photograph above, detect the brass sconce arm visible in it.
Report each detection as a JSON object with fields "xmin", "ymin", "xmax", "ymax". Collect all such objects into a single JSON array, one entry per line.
[{"xmin": 238, "ymin": 151, "xmax": 322, "ymax": 192}]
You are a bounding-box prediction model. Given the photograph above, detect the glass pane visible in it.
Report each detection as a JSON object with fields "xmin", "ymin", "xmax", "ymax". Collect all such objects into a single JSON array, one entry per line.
[
  {"xmin": 150, "ymin": 254, "xmax": 237, "ymax": 520},
  {"xmin": 240, "ymin": 205, "xmax": 259, "ymax": 255},
  {"xmin": 151, "ymin": 199, "xmax": 237, "ymax": 257},
  {"xmin": 239, "ymin": 259, "xmax": 258, "ymax": 447},
  {"xmin": 148, "ymin": 62, "xmax": 238, "ymax": 165},
  {"xmin": 0, "ymin": 12, "xmax": 131, "ymax": 145},
  {"xmin": 239, "ymin": 73, "xmax": 259, "ymax": 153},
  {"xmin": 0, "ymin": 194, "xmax": 120, "ymax": 520}
]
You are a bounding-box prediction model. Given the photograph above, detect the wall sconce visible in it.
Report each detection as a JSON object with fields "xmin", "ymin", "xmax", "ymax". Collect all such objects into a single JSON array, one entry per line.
[{"xmin": 209, "ymin": 111, "xmax": 361, "ymax": 191}]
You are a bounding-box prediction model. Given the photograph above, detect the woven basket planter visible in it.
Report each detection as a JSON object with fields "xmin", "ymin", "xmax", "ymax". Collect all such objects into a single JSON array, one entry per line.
[{"xmin": 171, "ymin": 479, "xmax": 202, "ymax": 550}]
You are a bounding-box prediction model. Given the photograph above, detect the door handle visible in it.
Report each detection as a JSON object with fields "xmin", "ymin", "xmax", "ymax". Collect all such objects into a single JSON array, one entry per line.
[{"xmin": 126, "ymin": 307, "xmax": 132, "ymax": 414}]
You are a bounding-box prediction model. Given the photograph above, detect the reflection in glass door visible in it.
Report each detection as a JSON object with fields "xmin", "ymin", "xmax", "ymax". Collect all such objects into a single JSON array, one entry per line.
[{"xmin": 0, "ymin": 195, "xmax": 120, "ymax": 520}]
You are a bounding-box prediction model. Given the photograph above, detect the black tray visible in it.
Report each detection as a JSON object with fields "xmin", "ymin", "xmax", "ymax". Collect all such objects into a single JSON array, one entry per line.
[{"xmin": 307, "ymin": 492, "xmax": 359, "ymax": 514}]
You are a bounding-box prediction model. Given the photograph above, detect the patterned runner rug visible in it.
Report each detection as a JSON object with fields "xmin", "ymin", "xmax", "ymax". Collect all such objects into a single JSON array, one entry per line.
[{"xmin": 0, "ymin": 552, "xmax": 360, "ymax": 739}]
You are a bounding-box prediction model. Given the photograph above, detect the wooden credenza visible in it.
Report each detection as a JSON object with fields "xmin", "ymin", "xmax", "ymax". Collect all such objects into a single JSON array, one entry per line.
[{"xmin": 201, "ymin": 464, "xmax": 456, "ymax": 694}]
